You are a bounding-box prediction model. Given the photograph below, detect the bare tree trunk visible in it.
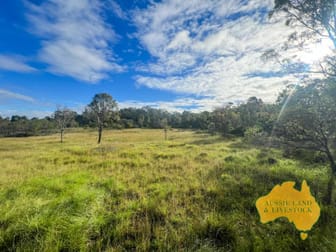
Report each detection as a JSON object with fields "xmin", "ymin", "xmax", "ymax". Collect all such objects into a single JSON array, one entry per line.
[
  {"xmin": 98, "ymin": 125, "xmax": 103, "ymax": 144},
  {"xmin": 324, "ymin": 149, "xmax": 336, "ymax": 204},
  {"xmin": 326, "ymin": 172, "xmax": 335, "ymax": 205},
  {"xmin": 60, "ymin": 129, "xmax": 64, "ymax": 143},
  {"xmin": 164, "ymin": 128, "xmax": 167, "ymax": 140}
]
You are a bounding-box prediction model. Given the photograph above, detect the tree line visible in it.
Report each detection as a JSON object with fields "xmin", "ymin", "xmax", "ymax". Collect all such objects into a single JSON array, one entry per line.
[{"xmin": 0, "ymin": 94, "xmax": 278, "ymax": 139}]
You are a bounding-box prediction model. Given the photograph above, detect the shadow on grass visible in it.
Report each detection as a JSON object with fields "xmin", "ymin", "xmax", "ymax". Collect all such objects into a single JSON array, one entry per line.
[
  {"xmin": 228, "ymin": 141, "xmax": 251, "ymax": 149},
  {"xmin": 189, "ymin": 136, "xmax": 227, "ymax": 145}
]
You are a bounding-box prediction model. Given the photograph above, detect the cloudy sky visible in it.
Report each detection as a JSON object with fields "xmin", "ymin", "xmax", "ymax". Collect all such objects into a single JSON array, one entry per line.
[{"xmin": 0, "ymin": 0, "xmax": 332, "ymax": 118}]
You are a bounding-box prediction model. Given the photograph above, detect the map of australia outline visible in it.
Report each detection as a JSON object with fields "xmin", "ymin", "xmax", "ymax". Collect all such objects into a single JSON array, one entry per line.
[{"xmin": 256, "ymin": 180, "xmax": 320, "ymax": 240}]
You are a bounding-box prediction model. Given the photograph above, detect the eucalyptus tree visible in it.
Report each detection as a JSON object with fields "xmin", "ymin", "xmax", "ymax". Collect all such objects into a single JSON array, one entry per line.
[
  {"xmin": 271, "ymin": 0, "xmax": 336, "ymax": 76},
  {"xmin": 275, "ymin": 79, "xmax": 336, "ymax": 204},
  {"xmin": 87, "ymin": 93, "xmax": 119, "ymax": 144}
]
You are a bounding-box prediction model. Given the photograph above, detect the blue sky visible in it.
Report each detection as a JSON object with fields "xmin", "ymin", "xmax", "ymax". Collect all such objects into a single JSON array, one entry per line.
[{"xmin": 0, "ymin": 0, "xmax": 332, "ymax": 118}]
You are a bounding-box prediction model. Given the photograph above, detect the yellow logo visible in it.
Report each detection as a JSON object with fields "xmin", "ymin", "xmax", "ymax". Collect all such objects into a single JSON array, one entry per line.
[{"xmin": 256, "ymin": 180, "xmax": 320, "ymax": 240}]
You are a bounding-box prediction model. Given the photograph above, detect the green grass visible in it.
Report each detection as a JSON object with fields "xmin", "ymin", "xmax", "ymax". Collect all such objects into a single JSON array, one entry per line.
[{"xmin": 0, "ymin": 129, "xmax": 334, "ymax": 251}]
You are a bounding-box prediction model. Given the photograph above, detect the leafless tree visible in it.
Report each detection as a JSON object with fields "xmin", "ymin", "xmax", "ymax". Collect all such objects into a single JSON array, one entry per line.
[{"xmin": 54, "ymin": 107, "xmax": 76, "ymax": 143}]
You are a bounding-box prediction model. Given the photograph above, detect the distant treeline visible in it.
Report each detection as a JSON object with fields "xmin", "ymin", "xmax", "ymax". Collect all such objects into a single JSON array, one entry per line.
[{"xmin": 0, "ymin": 96, "xmax": 279, "ymax": 138}]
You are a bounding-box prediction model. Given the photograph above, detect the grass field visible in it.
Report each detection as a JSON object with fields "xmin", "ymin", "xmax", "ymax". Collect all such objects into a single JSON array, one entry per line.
[{"xmin": 0, "ymin": 129, "xmax": 335, "ymax": 251}]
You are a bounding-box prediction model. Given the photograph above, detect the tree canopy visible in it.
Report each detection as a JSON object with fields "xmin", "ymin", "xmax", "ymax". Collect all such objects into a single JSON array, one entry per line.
[
  {"xmin": 273, "ymin": 0, "xmax": 336, "ymax": 45},
  {"xmin": 86, "ymin": 93, "xmax": 119, "ymax": 144},
  {"xmin": 275, "ymin": 79, "xmax": 336, "ymax": 203},
  {"xmin": 272, "ymin": 0, "xmax": 336, "ymax": 76}
]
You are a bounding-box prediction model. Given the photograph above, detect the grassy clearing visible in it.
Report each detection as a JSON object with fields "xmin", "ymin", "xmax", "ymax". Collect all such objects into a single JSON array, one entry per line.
[{"xmin": 0, "ymin": 129, "xmax": 334, "ymax": 251}]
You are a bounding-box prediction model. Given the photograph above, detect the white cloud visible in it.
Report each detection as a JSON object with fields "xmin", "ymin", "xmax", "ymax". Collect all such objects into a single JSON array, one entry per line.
[
  {"xmin": 108, "ymin": 0, "xmax": 128, "ymax": 20},
  {"xmin": 0, "ymin": 89, "xmax": 36, "ymax": 103},
  {"xmin": 133, "ymin": 0, "xmax": 331, "ymax": 108},
  {"xmin": 0, "ymin": 55, "xmax": 36, "ymax": 73},
  {"xmin": 25, "ymin": 0, "xmax": 123, "ymax": 83},
  {"xmin": 119, "ymin": 96, "xmax": 230, "ymax": 113}
]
